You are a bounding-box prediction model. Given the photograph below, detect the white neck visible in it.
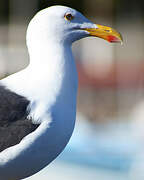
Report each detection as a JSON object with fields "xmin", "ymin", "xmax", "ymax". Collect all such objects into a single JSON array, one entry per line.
[{"xmin": 2, "ymin": 41, "xmax": 78, "ymax": 119}]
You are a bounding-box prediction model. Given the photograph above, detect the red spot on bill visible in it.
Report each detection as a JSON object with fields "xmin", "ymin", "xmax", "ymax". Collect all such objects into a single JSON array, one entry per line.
[{"xmin": 107, "ymin": 35, "xmax": 121, "ymax": 43}]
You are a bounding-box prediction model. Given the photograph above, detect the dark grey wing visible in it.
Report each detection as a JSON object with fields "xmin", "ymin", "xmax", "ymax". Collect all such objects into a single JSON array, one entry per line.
[{"xmin": 0, "ymin": 85, "xmax": 39, "ymax": 152}]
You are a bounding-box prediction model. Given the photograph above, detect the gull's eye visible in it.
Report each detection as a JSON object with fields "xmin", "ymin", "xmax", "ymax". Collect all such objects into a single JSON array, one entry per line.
[{"xmin": 64, "ymin": 13, "xmax": 74, "ymax": 21}]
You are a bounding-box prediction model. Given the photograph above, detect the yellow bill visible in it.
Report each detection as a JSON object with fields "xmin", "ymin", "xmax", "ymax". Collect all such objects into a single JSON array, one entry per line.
[{"xmin": 84, "ymin": 24, "xmax": 123, "ymax": 44}]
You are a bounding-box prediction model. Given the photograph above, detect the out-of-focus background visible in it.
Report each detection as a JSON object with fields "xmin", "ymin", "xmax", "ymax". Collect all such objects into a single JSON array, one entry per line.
[{"xmin": 1, "ymin": 0, "xmax": 144, "ymax": 179}]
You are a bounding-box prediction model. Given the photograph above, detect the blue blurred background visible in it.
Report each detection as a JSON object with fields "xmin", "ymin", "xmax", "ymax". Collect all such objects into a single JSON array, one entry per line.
[{"xmin": 1, "ymin": 0, "xmax": 144, "ymax": 179}]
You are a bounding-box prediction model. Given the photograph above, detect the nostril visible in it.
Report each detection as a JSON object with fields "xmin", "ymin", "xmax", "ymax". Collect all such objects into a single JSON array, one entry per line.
[{"xmin": 104, "ymin": 29, "xmax": 110, "ymax": 32}]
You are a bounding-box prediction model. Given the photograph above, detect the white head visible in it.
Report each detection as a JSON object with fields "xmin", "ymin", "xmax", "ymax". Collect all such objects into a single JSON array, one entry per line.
[{"xmin": 26, "ymin": 5, "xmax": 122, "ymax": 49}]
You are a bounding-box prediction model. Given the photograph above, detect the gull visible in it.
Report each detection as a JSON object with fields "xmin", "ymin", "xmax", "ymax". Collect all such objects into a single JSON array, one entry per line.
[{"xmin": 0, "ymin": 5, "xmax": 122, "ymax": 180}]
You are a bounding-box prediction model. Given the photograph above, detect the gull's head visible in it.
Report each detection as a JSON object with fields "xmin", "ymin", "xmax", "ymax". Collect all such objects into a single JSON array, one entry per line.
[{"xmin": 27, "ymin": 5, "xmax": 122, "ymax": 47}]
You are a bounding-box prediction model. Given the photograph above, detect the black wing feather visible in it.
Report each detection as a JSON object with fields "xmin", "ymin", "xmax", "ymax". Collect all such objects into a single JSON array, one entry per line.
[{"xmin": 0, "ymin": 85, "xmax": 39, "ymax": 152}]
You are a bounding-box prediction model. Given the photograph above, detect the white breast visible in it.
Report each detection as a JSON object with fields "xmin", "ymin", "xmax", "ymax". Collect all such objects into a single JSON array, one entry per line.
[{"xmin": 0, "ymin": 44, "xmax": 78, "ymax": 179}]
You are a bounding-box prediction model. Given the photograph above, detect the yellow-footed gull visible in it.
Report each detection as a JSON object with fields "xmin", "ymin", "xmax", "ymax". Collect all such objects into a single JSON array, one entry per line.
[{"xmin": 0, "ymin": 5, "xmax": 122, "ymax": 180}]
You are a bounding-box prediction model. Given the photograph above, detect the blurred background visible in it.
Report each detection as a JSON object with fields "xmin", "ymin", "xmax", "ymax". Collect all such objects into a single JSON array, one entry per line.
[{"xmin": 0, "ymin": 0, "xmax": 144, "ymax": 179}]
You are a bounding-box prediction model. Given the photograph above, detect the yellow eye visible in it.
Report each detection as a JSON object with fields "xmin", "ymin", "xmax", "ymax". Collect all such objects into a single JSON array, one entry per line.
[{"xmin": 64, "ymin": 13, "xmax": 74, "ymax": 21}]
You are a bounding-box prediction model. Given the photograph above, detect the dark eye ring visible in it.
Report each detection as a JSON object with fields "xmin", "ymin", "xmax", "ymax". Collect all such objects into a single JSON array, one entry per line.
[{"xmin": 64, "ymin": 13, "xmax": 74, "ymax": 21}]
